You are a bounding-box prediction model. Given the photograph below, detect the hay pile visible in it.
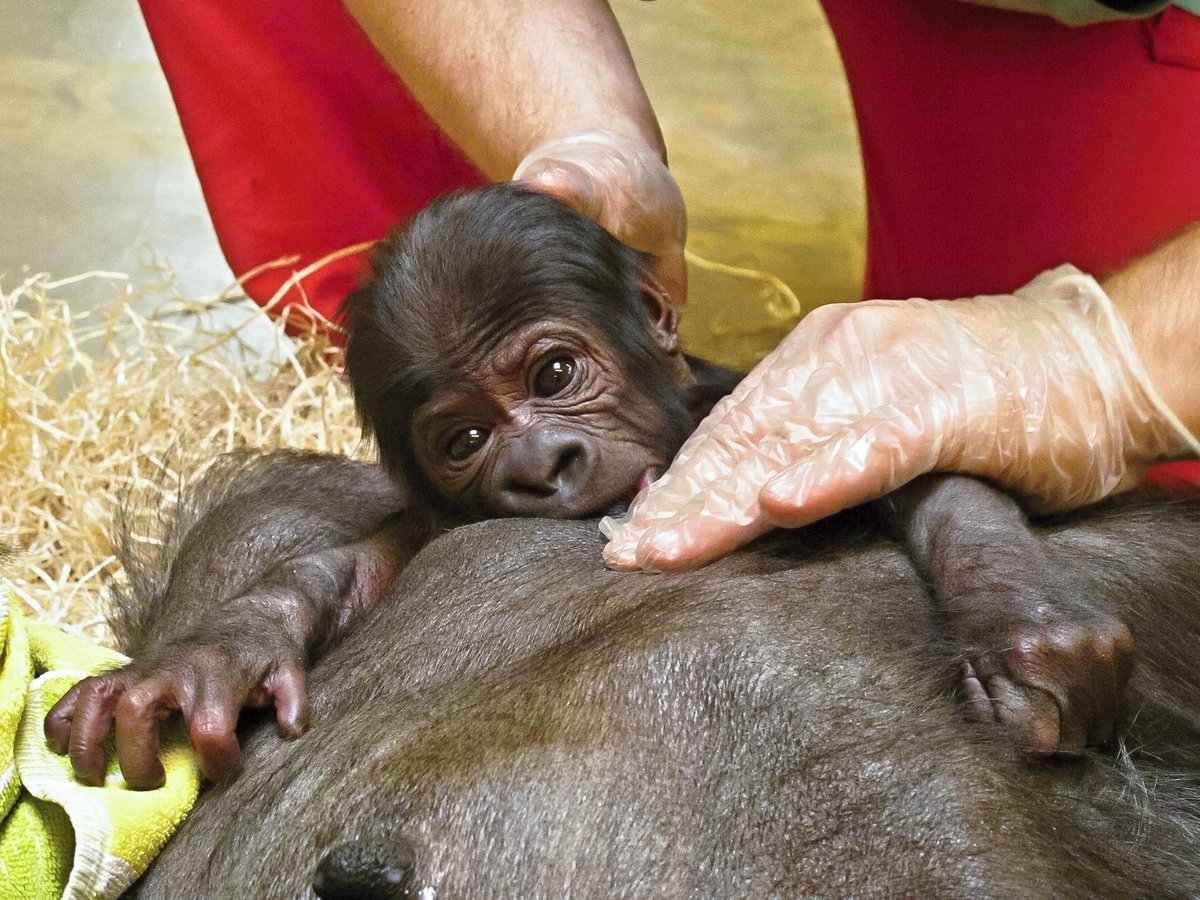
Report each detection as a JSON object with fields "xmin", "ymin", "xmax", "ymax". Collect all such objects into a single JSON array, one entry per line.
[{"xmin": 0, "ymin": 270, "xmax": 366, "ymax": 645}]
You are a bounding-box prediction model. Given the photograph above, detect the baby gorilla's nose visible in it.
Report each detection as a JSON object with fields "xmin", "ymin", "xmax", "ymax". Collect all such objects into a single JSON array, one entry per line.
[{"xmin": 495, "ymin": 427, "xmax": 595, "ymax": 515}]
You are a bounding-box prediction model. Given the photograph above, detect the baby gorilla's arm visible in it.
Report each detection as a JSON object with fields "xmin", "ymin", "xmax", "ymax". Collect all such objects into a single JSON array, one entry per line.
[
  {"xmin": 884, "ymin": 475, "xmax": 1133, "ymax": 755},
  {"xmin": 44, "ymin": 451, "xmax": 417, "ymax": 789}
]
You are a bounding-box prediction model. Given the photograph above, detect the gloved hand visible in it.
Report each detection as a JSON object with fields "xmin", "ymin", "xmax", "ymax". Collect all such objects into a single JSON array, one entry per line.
[
  {"xmin": 602, "ymin": 265, "xmax": 1200, "ymax": 571},
  {"xmin": 514, "ymin": 130, "xmax": 688, "ymax": 305}
]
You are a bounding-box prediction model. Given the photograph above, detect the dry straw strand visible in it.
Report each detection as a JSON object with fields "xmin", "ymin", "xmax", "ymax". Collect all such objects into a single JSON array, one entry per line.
[{"xmin": 0, "ymin": 268, "xmax": 366, "ymax": 645}]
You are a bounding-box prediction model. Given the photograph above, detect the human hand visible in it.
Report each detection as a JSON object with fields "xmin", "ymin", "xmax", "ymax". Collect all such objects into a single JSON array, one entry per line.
[
  {"xmin": 603, "ymin": 265, "xmax": 1200, "ymax": 571},
  {"xmin": 44, "ymin": 633, "xmax": 308, "ymax": 790},
  {"xmin": 514, "ymin": 130, "xmax": 688, "ymax": 305}
]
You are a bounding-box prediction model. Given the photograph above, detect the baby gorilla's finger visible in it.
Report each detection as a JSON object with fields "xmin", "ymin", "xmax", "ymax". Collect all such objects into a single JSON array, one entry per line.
[
  {"xmin": 269, "ymin": 664, "xmax": 310, "ymax": 740},
  {"xmin": 44, "ymin": 681, "xmax": 84, "ymax": 753},
  {"xmin": 1037, "ymin": 648, "xmax": 1093, "ymax": 757},
  {"xmin": 187, "ymin": 677, "xmax": 244, "ymax": 782},
  {"xmin": 1056, "ymin": 704, "xmax": 1089, "ymax": 757},
  {"xmin": 1008, "ymin": 617, "xmax": 1130, "ymax": 755},
  {"xmin": 987, "ymin": 676, "xmax": 1062, "ymax": 756},
  {"xmin": 113, "ymin": 680, "xmax": 175, "ymax": 790},
  {"xmin": 67, "ymin": 675, "xmax": 128, "ymax": 786},
  {"xmin": 1067, "ymin": 655, "xmax": 1119, "ymax": 752},
  {"xmin": 1086, "ymin": 665, "xmax": 1122, "ymax": 748},
  {"xmin": 961, "ymin": 660, "xmax": 996, "ymax": 723},
  {"xmin": 1083, "ymin": 620, "xmax": 1133, "ymax": 748}
]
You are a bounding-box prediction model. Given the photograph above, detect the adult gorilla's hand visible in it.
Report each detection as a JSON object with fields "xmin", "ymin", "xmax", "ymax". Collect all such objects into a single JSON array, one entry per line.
[
  {"xmin": 603, "ymin": 265, "xmax": 1200, "ymax": 571},
  {"xmin": 515, "ymin": 130, "xmax": 688, "ymax": 306}
]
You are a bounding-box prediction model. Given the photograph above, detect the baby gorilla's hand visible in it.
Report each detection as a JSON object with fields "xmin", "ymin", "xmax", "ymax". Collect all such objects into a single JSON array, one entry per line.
[
  {"xmin": 44, "ymin": 636, "xmax": 308, "ymax": 790},
  {"xmin": 955, "ymin": 582, "xmax": 1134, "ymax": 756}
]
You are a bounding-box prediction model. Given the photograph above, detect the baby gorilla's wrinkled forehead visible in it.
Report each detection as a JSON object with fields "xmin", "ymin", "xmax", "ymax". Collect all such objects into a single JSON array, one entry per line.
[{"xmin": 408, "ymin": 313, "xmax": 672, "ymax": 519}]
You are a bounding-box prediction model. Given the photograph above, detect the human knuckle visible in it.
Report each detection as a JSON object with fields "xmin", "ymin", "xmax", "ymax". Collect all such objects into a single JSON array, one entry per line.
[{"xmin": 828, "ymin": 299, "xmax": 906, "ymax": 340}]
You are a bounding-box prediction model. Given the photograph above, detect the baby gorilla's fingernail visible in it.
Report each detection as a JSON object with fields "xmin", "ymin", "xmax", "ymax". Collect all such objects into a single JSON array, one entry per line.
[{"xmin": 135, "ymin": 762, "xmax": 167, "ymax": 791}]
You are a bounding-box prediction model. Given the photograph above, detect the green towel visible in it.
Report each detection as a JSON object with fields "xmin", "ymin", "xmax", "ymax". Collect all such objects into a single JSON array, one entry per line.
[{"xmin": 0, "ymin": 589, "xmax": 201, "ymax": 899}]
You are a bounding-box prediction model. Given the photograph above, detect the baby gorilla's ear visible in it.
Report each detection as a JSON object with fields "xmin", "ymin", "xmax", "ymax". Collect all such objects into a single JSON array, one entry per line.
[{"xmin": 641, "ymin": 274, "xmax": 680, "ymax": 354}]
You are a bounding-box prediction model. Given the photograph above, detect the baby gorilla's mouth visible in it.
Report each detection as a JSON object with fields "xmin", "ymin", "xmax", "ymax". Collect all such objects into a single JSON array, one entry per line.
[
  {"xmin": 635, "ymin": 469, "xmax": 658, "ymax": 495},
  {"xmin": 595, "ymin": 467, "xmax": 660, "ymax": 519}
]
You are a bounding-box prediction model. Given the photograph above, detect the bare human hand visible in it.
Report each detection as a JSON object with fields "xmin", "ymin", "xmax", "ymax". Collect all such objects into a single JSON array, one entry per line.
[
  {"xmin": 603, "ymin": 266, "xmax": 1200, "ymax": 571},
  {"xmin": 44, "ymin": 634, "xmax": 307, "ymax": 790}
]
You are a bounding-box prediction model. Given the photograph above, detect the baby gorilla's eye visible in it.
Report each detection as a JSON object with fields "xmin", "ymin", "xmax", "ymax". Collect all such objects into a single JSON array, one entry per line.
[
  {"xmin": 446, "ymin": 427, "xmax": 489, "ymax": 461},
  {"xmin": 533, "ymin": 356, "xmax": 577, "ymax": 397}
]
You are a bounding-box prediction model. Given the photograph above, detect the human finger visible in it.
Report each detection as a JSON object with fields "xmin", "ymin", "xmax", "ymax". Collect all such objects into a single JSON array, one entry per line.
[
  {"xmin": 758, "ymin": 407, "xmax": 945, "ymax": 530},
  {"xmin": 603, "ymin": 414, "xmax": 820, "ymax": 571},
  {"xmin": 605, "ymin": 511, "xmax": 773, "ymax": 573},
  {"xmin": 602, "ymin": 430, "xmax": 783, "ymax": 571},
  {"xmin": 613, "ymin": 398, "xmax": 938, "ymax": 569},
  {"xmin": 516, "ymin": 131, "xmax": 689, "ymax": 303}
]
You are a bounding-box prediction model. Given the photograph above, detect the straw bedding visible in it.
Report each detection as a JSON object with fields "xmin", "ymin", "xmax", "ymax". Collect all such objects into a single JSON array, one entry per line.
[{"xmin": 0, "ymin": 270, "xmax": 365, "ymax": 645}]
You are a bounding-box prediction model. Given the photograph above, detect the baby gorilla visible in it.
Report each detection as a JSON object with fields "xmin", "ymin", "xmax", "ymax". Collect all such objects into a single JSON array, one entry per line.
[
  {"xmin": 342, "ymin": 183, "xmax": 734, "ymax": 520},
  {"xmin": 45, "ymin": 184, "xmax": 1130, "ymax": 793}
]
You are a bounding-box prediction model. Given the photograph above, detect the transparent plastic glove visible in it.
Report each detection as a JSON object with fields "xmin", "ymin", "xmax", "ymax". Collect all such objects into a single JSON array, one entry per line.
[
  {"xmin": 514, "ymin": 130, "xmax": 688, "ymax": 305},
  {"xmin": 602, "ymin": 265, "xmax": 1200, "ymax": 571}
]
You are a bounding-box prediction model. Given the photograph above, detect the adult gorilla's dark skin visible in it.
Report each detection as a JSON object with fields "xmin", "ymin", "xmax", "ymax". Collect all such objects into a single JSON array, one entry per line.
[{"xmin": 41, "ymin": 185, "xmax": 1189, "ymax": 896}]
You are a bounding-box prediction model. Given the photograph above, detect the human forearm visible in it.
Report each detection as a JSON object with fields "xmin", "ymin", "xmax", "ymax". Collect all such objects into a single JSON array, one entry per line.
[
  {"xmin": 342, "ymin": 0, "xmax": 665, "ymax": 178},
  {"xmin": 1102, "ymin": 222, "xmax": 1200, "ymax": 440}
]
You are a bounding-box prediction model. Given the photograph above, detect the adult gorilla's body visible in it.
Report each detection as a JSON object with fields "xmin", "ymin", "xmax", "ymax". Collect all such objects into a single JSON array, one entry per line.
[{"xmin": 125, "ymin": 486, "xmax": 1200, "ymax": 898}]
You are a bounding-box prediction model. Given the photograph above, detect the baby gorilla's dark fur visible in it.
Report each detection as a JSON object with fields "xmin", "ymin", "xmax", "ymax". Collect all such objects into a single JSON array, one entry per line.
[{"xmin": 344, "ymin": 185, "xmax": 712, "ymax": 519}]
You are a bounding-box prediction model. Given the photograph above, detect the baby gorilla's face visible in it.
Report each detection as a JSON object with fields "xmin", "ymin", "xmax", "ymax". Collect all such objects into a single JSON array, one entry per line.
[{"xmin": 411, "ymin": 319, "xmax": 677, "ymax": 519}]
